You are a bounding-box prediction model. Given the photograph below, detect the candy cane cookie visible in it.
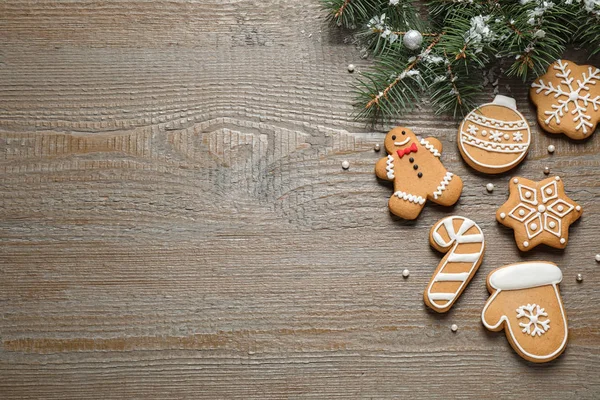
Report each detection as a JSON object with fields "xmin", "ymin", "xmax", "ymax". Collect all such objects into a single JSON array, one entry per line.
[{"xmin": 424, "ymin": 216, "xmax": 486, "ymax": 313}]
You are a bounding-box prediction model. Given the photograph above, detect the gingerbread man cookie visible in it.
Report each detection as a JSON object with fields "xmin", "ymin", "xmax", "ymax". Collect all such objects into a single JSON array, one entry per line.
[
  {"xmin": 482, "ymin": 262, "xmax": 568, "ymax": 363},
  {"xmin": 530, "ymin": 59, "xmax": 600, "ymax": 140},
  {"xmin": 375, "ymin": 127, "xmax": 463, "ymax": 220},
  {"xmin": 497, "ymin": 176, "xmax": 582, "ymax": 251}
]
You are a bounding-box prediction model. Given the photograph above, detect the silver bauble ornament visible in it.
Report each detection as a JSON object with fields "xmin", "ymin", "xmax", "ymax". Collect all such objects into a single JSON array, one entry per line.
[{"xmin": 402, "ymin": 30, "xmax": 423, "ymax": 50}]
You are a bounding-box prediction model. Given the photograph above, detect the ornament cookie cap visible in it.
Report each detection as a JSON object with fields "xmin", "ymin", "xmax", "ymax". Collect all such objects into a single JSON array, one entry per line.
[
  {"xmin": 457, "ymin": 95, "xmax": 531, "ymax": 174},
  {"xmin": 530, "ymin": 59, "xmax": 600, "ymax": 140},
  {"xmin": 496, "ymin": 176, "xmax": 582, "ymax": 251}
]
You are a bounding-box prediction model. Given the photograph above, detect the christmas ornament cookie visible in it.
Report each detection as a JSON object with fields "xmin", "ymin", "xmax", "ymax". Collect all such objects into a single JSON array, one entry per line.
[
  {"xmin": 531, "ymin": 59, "xmax": 600, "ymax": 140},
  {"xmin": 482, "ymin": 262, "xmax": 568, "ymax": 363},
  {"xmin": 458, "ymin": 95, "xmax": 531, "ymax": 174},
  {"xmin": 496, "ymin": 176, "xmax": 582, "ymax": 251},
  {"xmin": 424, "ymin": 216, "xmax": 485, "ymax": 313},
  {"xmin": 375, "ymin": 127, "xmax": 463, "ymax": 220}
]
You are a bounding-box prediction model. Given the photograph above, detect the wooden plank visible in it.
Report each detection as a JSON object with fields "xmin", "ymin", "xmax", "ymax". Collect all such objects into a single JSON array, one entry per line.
[{"xmin": 1, "ymin": 1, "xmax": 599, "ymax": 398}]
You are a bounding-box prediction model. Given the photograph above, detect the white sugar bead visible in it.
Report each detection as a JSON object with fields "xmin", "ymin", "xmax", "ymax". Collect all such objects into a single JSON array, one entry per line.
[
  {"xmin": 486, "ymin": 183, "xmax": 494, "ymax": 192},
  {"xmin": 347, "ymin": 64, "xmax": 355, "ymax": 73},
  {"xmin": 451, "ymin": 324, "xmax": 458, "ymax": 332},
  {"xmin": 576, "ymin": 274, "xmax": 583, "ymax": 282},
  {"xmin": 595, "ymin": 254, "xmax": 600, "ymax": 262},
  {"xmin": 341, "ymin": 160, "xmax": 350, "ymax": 170},
  {"xmin": 547, "ymin": 144, "xmax": 555, "ymax": 153},
  {"xmin": 402, "ymin": 269, "xmax": 410, "ymax": 278}
]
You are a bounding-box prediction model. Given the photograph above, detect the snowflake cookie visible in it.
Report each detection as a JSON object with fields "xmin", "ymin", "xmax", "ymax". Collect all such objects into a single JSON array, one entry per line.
[
  {"xmin": 375, "ymin": 127, "xmax": 463, "ymax": 220},
  {"xmin": 496, "ymin": 176, "xmax": 582, "ymax": 251},
  {"xmin": 530, "ymin": 59, "xmax": 600, "ymax": 140},
  {"xmin": 482, "ymin": 262, "xmax": 568, "ymax": 363}
]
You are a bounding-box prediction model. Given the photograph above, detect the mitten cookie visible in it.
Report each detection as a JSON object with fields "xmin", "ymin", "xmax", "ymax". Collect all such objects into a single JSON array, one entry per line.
[
  {"xmin": 530, "ymin": 59, "xmax": 600, "ymax": 140},
  {"xmin": 375, "ymin": 127, "xmax": 463, "ymax": 220},
  {"xmin": 424, "ymin": 216, "xmax": 485, "ymax": 313},
  {"xmin": 497, "ymin": 176, "xmax": 582, "ymax": 251},
  {"xmin": 482, "ymin": 262, "xmax": 568, "ymax": 363},
  {"xmin": 457, "ymin": 95, "xmax": 531, "ymax": 174}
]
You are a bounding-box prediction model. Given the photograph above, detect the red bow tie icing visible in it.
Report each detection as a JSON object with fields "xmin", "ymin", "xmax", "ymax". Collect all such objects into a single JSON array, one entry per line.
[{"xmin": 397, "ymin": 142, "xmax": 418, "ymax": 158}]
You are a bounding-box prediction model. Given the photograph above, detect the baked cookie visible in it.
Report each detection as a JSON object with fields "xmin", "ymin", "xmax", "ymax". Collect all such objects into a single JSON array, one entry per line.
[
  {"xmin": 457, "ymin": 95, "xmax": 531, "ymax": 174},
  {"xmin": 424, "ymin": 216, "xmax": 485, "ymax": 313},
  {"xmin": 496, "ymin": 176, "xmax": 582, "ymax": 251},
  {"xmin": 375, "ymin": 127, "xmax": 463, "ymax": 220},
  {"xmin": 530, "ymin": 59, "xmax": 600, "ymax": 140},
  {"xmin": 482, "ymin": 261, "xmax": 568, "ymax": 363}
]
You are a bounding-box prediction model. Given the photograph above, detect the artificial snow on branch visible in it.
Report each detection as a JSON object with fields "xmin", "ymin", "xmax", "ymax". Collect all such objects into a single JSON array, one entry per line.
[{"xmin": 321, "ymin": 0, "xmax": 600, "ymax": 122}]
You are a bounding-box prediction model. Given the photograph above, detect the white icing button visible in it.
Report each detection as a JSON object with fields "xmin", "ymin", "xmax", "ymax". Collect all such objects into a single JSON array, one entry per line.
[
  {"xmin": 530, "ymin": 223, "xmax": 538, "ymax": 230},
  {"xmin": 451, "ymin": 324, "xmax": 458, "ymax": 332},
  {"xmin": 560, "ymin": 238, "xmax": 566, "ymax": 244},
  {"xmin": 548, "ymin": 145, "xmax": 555, "ymax": 153},
  {"xmin": 486, "ymin": 183, "xmax": 494, "ymax": 192},
  {"xmin": 482, "ymin": 130, "xmax": 487, "ymax": 136},
  {"xmin": 546, "ymin": 188, "xmax": 553, "ymax": 195},
  {"xmin": 503, "ymin": 133, "xmax": 510, "ymax": 140},
  {"xmin": 576, "ymin": 273, "xmax": 583, "ymax": 282},
  {"xmin": 538, "ymin": 205, "xmax": 546, "ymax": 213},
  {"xmin": 555, "ymin": 176, "xmax": 560, "ymax": 181},
  {"xmin": 549, "ymin": 221, "xmax": 556, "ymax": 228},
  {"xmin": 347, "ymin": 64, "xmax": 355, "ymax": 73},
  {"xmin": 523, "ymin": 241, "xmax": 529, "ymax": 247},
  {"xmin": 341, "ymin": 160, "xmax": 350, "ymax": 170},
  {"xmin": 513, "ymin": 178, "xmax": 519, "ymax": 184},
  {"xmin": 402, "ymin": 269, "xmax": 410, "ymax": 278},
  {"xmin": 595, "ymin": 254, "xmax": 600, "ymax": 262},
  {"xmin": 500, "ymin": 212, "xmax": 506, "ymax": 219},
  {"xmin": 525, "ymin": 192, "xmax": 532, "ymax": 198},
  {"xmin": 374, "ymin": 143, "xmax": 381, "ymax": 152},
  {"xmin": 519, "ymin": 209, "xmax": 525, "ymax": 216},
  {"xmin": 557, "ymin": 205, "xmax": 564, "ymax": 212},
  {"xmin": 576, "ymin": 205, "xmax": 581, "ymax": 211}
]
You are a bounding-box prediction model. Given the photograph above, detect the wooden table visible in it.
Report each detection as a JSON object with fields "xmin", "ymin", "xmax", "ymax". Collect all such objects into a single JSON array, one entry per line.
[{"xmin": 1, "ymin": 1, "xmax": 599, "ymax": 398}]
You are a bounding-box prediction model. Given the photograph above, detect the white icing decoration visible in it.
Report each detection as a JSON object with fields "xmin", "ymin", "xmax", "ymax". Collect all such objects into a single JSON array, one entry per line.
[
  {"xmin": 513, "ymin": 132, "xmax": 523, "ymax": 142},
  {"xmin": 467, "ymin": 124, "xmax": 478, "ymax": 135},
  {"xmin": 500, "ymin": 212, "xmax": 506, "ymax": 219},
  {"xmin": 513, "ymin": 178, "xmax": 519, "ymax": 184},
  {"xmin": 460, "ymin": 132, "xmax": 528, "ymax": 153},
  {"xmin": 576, "ymin": 205, "xmax": 581, "ymax": 211},
  {"xmin": 489, "ymin": 262, "xmax": 562, "ymax": 290},
  {"xmin": 560, "ymin": 238, "xmax": 566, "ymax": 244},
  {"xmin": 516, "ymin": 304, "xmax": 550, "ymax": 337},
  {"xmin": 394, "ymin": 190, "xmax": 425, "ymax": 205},
  {"xmin": 386, "ymin": 155, "xmax": 395, "ymax": 179},
  {"xmin": 420, "ymin": 138, "xmax": 441, "ymax": 157},
  {"xmin": 531, "ymin": 60, "xmax": 600, "ymax": 135},
  {"xmin": 523, "ymin": 241, "xmax": 529, "ymax": 247},
  {"xmin": 432, "ymin": 172, "xmax": 453, "ymax": 200},
  {"xmin": 426, "ymin": 216, "xmax": 485, "ymax": 312},
  {"xmin": 394, "ymin": 137, "xmax": 410, "ymax": 146},
  {"xmin": 482, "ymin": 262, "xmax": 568, "ymax": 361}
]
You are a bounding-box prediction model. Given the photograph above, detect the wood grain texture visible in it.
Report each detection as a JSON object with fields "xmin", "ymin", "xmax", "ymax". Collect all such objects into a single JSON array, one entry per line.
[{"xmin": 1, "ymin": 1, "xmax": 599, "ymax": 398}]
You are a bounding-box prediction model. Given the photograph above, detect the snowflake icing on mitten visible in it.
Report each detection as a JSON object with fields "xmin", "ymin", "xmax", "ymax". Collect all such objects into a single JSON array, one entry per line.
[
  {"xmin": 530, "ymin": 59, "xmax": 600, "ymax": 140},
  {"xmin": 516, "ymin": 303, "xmax": 550, "ymax": 337}
]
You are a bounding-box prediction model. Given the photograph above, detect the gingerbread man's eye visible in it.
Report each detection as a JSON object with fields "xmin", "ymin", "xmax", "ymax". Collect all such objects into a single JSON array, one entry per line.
[
  {"xmin": 391, "ymin": 135, "xmax": 396, "ymax": 140},
  {"xmin": 402, "ymin": 131, "xmax": 406, "ymax": 135}
]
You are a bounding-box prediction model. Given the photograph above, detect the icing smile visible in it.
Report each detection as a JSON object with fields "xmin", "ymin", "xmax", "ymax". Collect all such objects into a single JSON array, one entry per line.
[{"xmin": 394, "ymin": 137, "xmax": 411, "ymax": 146}]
